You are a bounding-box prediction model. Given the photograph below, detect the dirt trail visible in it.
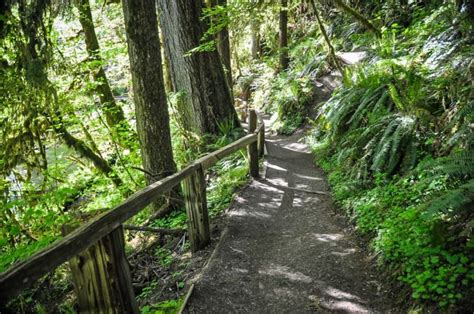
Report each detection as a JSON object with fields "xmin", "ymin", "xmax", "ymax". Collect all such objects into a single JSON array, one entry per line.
[{"xmin": 185, "ymin": 124, "xmax": 396, "ymax": 313}]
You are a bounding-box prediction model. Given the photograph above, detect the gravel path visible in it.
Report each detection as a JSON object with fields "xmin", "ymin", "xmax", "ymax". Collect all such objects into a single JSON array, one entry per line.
[{"xmin": 186, "ymin": 130, "xmax": 396, "ymax": 313}]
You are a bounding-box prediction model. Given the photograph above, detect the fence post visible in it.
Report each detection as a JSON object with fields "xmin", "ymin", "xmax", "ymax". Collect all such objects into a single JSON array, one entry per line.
[
  {"xmin": 248, "ymin": 110, "xmax": 259, "ymax": 178},
  {"xmin": 62, "ymin": 225, "xmax": 138, "ymax": 313},
  {"xmin": 183, "ymin": 164, "xmax": 210, "ymax": 252},
  {"xmin": 258, "ymin": 121, "xmax": 265, "ymax": 158}
]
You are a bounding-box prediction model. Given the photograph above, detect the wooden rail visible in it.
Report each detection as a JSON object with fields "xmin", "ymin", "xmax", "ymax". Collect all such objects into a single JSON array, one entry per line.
[{"xmin": 0, "ymin": 110, "xmax": 265, "ymax": 312}]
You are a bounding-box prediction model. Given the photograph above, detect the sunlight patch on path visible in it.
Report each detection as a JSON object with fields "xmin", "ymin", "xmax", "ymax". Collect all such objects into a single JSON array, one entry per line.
[
  {"xmin": 258, "ymin": 264, "xmax": 313, "ymax": 283},
  {"xmin": 331, "ymin": 248, "xmax": 357, "ymax": 257},
  {"xmin": 320, "ymin": 300, "xmax": 369, "ymax": 313},
  {"xmin": 228, "ymin": 209, "xmax": 272, "ymax": 219},
  {"xmin": 313, "ymin": 233, "xmax": 344, "ymax": 242}
]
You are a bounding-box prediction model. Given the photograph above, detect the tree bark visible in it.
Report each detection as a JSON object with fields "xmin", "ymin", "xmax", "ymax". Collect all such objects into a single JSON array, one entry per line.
[
  {"xmin": 279, "ymin": 0, "xmax": 289, "ymax": 71},
  {"xmin": 332, "ymin": 0, "xmax": 381, "ymax": 38},
  {"xmin": 217, "ymin": 26, "xmax": 232, "ymax": 88},
  {"xmin": 212, "ymin": 0, "xmax": 232, "ymax": 88},
  {"xmin": 160, "ymin": 29, "xmax": 174, "ymax": 94},
  {"xmin": 157, "ymin": 0, "xmax": 240, "ymax": 135},
  {"xmin": 77, "ymin": 0, "xmax": 129, "ymax": 132},
  {"xmin": 250, "ymin": 18, "xmax": 260, "ymax": 60},
  {"xmin": 122, "ymin": 0, "xmax": 177, "ymax": 191}
]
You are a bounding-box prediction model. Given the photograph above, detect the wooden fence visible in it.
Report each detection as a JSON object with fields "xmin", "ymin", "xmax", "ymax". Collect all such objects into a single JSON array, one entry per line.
[{"xmin": 0, "ymin": 110, "xmax": 265, "ymax": 313}]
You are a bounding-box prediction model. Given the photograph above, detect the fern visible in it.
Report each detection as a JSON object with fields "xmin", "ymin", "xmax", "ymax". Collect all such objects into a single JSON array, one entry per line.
[
  {"xmin": 428, "ymin": 150, "xmax": 474, "ymax": 178},
  {"xmin": 386, "ymin": 126, "xmax": 407, "ymax": 174},
  {"xmin": 399, "ymin": 138, "xmax": 418, "ymax": 174},
  {"xmin": 372, "ymin": 89, "xmax": 390, "ymax": 115},
  {"xmin": 424, "ymin": 178, "xmax": 474, "ymax": 218},
  {"xmin": 388, "ymin": 83, "xmax": 405, "ymax": 111},
  {"xmin": 347, "ymin": 85, "xmax": 386, "ymax": 128},
  {"xmin": 447, "ymin": 101, "xmax": 474, "ymax": 149},
  {"xmin": 417, "ymin": 148, "xmax": 474, "ymax": 219},
  {"xmin": 371, "ymin": 115, "xmax": 416, "ymax": 174}
]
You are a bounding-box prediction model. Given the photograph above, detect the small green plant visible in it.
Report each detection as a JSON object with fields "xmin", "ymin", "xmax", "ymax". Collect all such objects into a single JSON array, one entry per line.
[
  {"xmin": 141, "ymin": 298, "xmax": 183, "ymax": 314},
  {"xmin": 207, "ymin": 153, "xmax": 249, "ymax": 217},
  {"xmin": 155, "ymin": 247, "xmax": 174, "ymax": 267},
  {"xmin": 138, "ymin": 280, "xmax": 160, "ymax": 302}
]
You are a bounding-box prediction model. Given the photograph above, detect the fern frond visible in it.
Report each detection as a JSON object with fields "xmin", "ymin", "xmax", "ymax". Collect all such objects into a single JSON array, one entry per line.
[
  {"xmin": 388, "ymin": 83, "xmax": 405, "ymax": 111},
  {"xmin": 447, "ymin": 101, "xmax": 474, "ymax": 149},
  {"xmin": 429, "ymin": 150, "xmax": 474, "ymax": 178},
  {"xmin": 387, "ymin": 116, "xmax": 416, "ymax": 174},
  {"xmin": 399, "ymin": 138, "xmax": 418, "ymax": 174},
  {"xmin": 367, "ymin": 115, "xmax": 417, "ymax": 174},
  {"xmin": 326, "ymin": 89, "xmax": 361, "ymax": 137},
  {"xmin": 347, "ymin": 85, "xmax": 386, "ymax": 128},
  {"xmin": 372, "ymin": 89, "xmax": 390, "ymax": 114},
  {"xmin": 371, "ymin": 117, "xmax": 400, "ymax": 172},
  {"xmin": 423, "ymin": 178, "xmax": 474, "ymax": 218}
]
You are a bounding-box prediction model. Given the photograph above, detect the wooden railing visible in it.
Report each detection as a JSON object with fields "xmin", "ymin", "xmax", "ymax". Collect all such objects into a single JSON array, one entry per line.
[{"xmin": 0, "ymin": 110, "xmax": 265, "ymax": 313}]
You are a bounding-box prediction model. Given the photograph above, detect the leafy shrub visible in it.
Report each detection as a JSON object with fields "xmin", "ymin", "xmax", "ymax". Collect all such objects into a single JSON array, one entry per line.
[
  {"xmin": 269, "ymin": 74, "xmax": 313, "ymax": 134},
  {"xmin": 207, "ymin": 153, "xmax": 249, "ymax": 217},
  {"xmin": 141, "ymin": 298, "xmax": 183, "ymax": 314}
]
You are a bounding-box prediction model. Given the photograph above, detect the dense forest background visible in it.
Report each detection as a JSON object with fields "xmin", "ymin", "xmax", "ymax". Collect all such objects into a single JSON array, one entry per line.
[{"xmin": 0, "ymin": 0, "xmax": 473, "ymax": 312}]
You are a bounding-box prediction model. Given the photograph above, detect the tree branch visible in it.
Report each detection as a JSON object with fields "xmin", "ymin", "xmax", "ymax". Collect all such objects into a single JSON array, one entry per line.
[{"xmin": 123, "ymin": 225, "xmax": 184, "ymax": 235}]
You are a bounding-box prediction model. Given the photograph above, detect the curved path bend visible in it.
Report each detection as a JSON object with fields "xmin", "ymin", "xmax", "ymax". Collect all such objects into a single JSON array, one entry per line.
[{"xmin": 186, "ymin": 129, "xmax": 396, "ymax": 313}]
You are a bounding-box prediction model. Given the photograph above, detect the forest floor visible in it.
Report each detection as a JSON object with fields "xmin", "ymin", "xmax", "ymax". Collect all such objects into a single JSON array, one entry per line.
[{"xmin": 184, "ymin": 123, "xmax": 398, "ymax": 313}]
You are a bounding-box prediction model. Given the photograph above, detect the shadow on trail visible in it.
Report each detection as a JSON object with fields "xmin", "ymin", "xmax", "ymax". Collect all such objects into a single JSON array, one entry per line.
[{"xmin": 186, "ymin": 131, "xmax": 394, "ymax": 313}]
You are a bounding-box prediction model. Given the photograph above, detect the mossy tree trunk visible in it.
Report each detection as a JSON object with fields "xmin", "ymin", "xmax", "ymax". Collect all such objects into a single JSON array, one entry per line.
[
  {"xmin": 157, "ymin": 0, "xmax": 240, "ymax": 135},
  {"xmin": 52, "ymin": 113, "xmax": 123, "ymax": 188},
  {"xmin": 77, "ymin": 0, "xmax": 134, "ymax": 143},
  {"xmin": 332, "ymin": 0, "xmax": 381, "ymax": 38},
  {"xmin": 310, "ymin": 0, "xmax": 343, "ymax": 73}
]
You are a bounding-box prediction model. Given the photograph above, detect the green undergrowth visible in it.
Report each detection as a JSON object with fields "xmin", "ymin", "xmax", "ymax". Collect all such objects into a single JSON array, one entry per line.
[
  {"xmin": 317, "ymin": 153, "xmax": 474, "ymax": 308},
  {"xmin": 306, "ymin": 3, "xmax": 473, "ymax": 310},
  {"xmin": 207, "ymin": 153, "xmax": 249, "ymax": 218},
  {"xmin": 140, "ymin": 297, "xmax": 183, "ymax": 314}
]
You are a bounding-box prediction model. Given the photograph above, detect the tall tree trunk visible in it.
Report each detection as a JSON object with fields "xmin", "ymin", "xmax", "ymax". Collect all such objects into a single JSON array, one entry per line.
[
  {"xmin": 160, "ymin": 29, "xmax": 174, "ymax": 94},
  {"xmin": 332, "ymin": 0, "xmax": 381, "ymax": 38},
  {"xmin": 77, "ymin": 0, "xmax": 130, "ymax": 132},
  {"xmin": 212, "ymin": 0, "xmax": 232, "ymax": 88},
  {"xmin": 250, "ymin": 18, "xmax": 260, "ymax": 60},
  {"xmin": 122, "ymin": 0, "xmax": 177, "ymax": 197},
  {"xmin": 163, "ymin": 53, "xmax": 174, "ymax": 94},
  {"xmin": 157, "ymin": 0, "xmax": 239, "ymax": 135},
  {"xmin": 310, "ymin": 0, "xmax": 343, "ymax": 73},
  {"xmin": 217, "ymin": 26, "xmax": 232, "ymax": 88},
  {"xmin": 279, "ymin": 0, "xmax": 289, "ymax": 71}
]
